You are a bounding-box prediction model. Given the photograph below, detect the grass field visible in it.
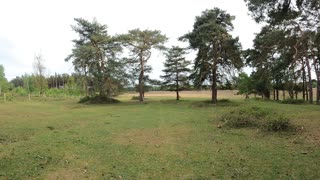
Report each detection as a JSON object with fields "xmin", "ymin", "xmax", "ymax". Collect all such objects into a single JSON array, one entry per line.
[{"xmin": 0, "ymin": 91, "xmax": 320, "ymax": 179}]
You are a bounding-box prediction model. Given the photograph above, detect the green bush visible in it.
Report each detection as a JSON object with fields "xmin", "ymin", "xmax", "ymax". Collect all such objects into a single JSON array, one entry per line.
[
  {"xmin": 14, "ymin": 87, "xmax": 28, "ymax": 96},
  {"xmin": 131, "ymin": 96, "xmax": 140, "ymax": 100},
  {"xmin": 221, "ymin": 106, "xmax": 268, "ymax": 128},
  {"xmin": 219, "ymin": 106, "xmax": 292, "ymax": 132},
  {"xmin": 265, "ymin": 115, "xmax": 290, "ymax": 131},
  {"xmin": 281, "ymin": 99, "xmax": 305, "ymax": 104},
  {"xmin": 79, "ymin": 96, "xmax": 120, "ymax": 104}
]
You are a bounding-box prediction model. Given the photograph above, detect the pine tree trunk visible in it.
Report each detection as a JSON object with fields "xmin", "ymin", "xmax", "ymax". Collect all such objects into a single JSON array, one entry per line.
[
  {"xmin": 315, "ymin": 66, "xmax": 320, "ymax": 105},
  {"xmin": 139, "ymin": 53, "xmax": 144, "ymax": 102},
  {"xmin": 211, "ymin": 66, "xmax": 217, "ymax": 104},
  {"xmin": 305, "ymin": 57, "xmax": 313, "ymax": 104},
  {"xmin": 302, "ymin": 62, "xmax": 306, "ymax": 101}
]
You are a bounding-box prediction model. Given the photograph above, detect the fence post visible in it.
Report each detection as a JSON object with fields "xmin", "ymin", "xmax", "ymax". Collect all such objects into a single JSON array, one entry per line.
[{"xmin": 4, "ymin": 93, "xmax": 6, "ymax": 103}]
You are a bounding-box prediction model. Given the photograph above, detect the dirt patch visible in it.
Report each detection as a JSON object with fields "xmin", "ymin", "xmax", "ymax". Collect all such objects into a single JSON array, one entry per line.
[
  {"xmin": 302, "ymin": 128, "xmax": 320, "ymax": 146},
  {"xmin": 46, "ymin": 168, "xmax": 82, "ymax": 180},
  {"xmin": 113, "ymin": 127, "xmax": 191, "ymax": 146}
]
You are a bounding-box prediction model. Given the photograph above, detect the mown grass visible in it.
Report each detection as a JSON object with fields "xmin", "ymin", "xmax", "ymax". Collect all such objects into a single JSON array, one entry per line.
[{"xmin": 0, "ymin": 93, "xmax": 319, "ymax": 179}]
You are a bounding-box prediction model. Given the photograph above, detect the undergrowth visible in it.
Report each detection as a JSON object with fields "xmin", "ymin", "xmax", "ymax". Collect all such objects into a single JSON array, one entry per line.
[{"xmin": 219, "ymin": 106, "xmax": 293, "ymax": 132}]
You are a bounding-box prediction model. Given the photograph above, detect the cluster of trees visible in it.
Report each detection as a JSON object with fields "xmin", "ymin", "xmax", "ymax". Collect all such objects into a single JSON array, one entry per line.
[
  {"xmin": 65, "ymin": 8, "xmax": 243, "ymax": 104},
  {"xmin": 2, "ymin": 2, "xmax": 319, "ymax": 105},
  {"xmin": 0, "ymin": 65, "xmax": 9, "ymax": 94},
  {"xmin": 241, "ymin": 0, "xmax": 320, "ymax": 104}
]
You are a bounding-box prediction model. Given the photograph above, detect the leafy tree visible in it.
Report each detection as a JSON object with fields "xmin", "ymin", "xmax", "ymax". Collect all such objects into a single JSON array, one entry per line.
[
  {"xmin": 180, "ymin": 8, "xmax": 243, "ymax": 104},
  {"xmin": 245, "ymin": 0, "xmax": 320, "ymax": 104},
  {"xmin": 11, "ymin": 76, "xmax": 24, "ymax": 88},
  {"xmin": 65, "ymin": 18, "xmax": 123, "ymax": 97},
  {"xmin": 161, "ymin": 46, "xmax": 191, "ymax": 100},
  {"xmin": 244, "ymin": 0, "xmax": 320, "ymax": 25},
  {"xmin": 237, "ymin": 72, "xmax": 254, "ymax": 99},
  {"xmin": 0, "ymin": 65, "xmax": 9, "ymax": 94},
  {"xmin": 121, "ymin": 29, "xmax": 167, "ymax": 102}
]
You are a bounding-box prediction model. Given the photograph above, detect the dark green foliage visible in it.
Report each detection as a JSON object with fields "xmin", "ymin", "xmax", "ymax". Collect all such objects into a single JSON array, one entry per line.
[
  {"xmin": 245, "ymin": 0, "xmax": 320, "ymax": 104},
  {"xmin": 220, "ymin": 106, "xmax": 292, "ymax": 131},
  {"xmin": 79, "ymin": 96, "xmax": 120, "ymax": 104},
  {"xmin": 120, "ymin": 29, "xmax": 167, "ymax": 102},
  {"xmin": 131, "ymin": 96, "xmax": 148, "ymax": 101},
  {"xmin": 161, "ymin": 46, "xmax": 190, "ymax": 100},
  {"xmin": 180, "ymin": 8, "xmax": 243, "ymax": 104},
  {"xmin": 265, "ymin": 116, "xmax": 290, "ymax": 131},
  {"xmin": 244, "ymin": 0, "xmax": 320, "ymax": 24},
  {"xmin": 236, "ymin": 72, "xmax": 254, "ymax": 98},
  {"xmin": 66, "ymin": 18, "xmax": 124, "ymax": 97},
  {"xmin": 281, "ymin": 99, "xmax": 305, "ymax": 104}
]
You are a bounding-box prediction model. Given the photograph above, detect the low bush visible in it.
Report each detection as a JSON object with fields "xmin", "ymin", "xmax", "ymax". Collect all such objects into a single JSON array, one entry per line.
[
  {"xmin": 281, "ymin": 99, "xmax": 305, "ymax": 104},
  {"xmin": 79, "ymin": 96, "xmax": 120, "ymax": 104},
  {"xmin": 264, "ymin": 115, "xmax": 290, "ymax": 131},
  {"xmin": 219, "ymin": 106, "xmax": 292, "ymax": 132},
  {"xmin": 131, "ymin": 96, "xmax": 148, "ymax": 101}
]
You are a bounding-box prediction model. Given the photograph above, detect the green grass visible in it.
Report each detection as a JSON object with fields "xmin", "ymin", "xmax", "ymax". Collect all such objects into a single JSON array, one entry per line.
[{"xmin": 0, "ymin": 96, "xmax": 320, "ymax": 179}]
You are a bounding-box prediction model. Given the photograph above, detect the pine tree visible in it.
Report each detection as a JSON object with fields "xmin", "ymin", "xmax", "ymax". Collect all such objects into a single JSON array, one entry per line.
[{"xmin": 161, "ymin": 46, "xmax": 191, "ymax": 100}]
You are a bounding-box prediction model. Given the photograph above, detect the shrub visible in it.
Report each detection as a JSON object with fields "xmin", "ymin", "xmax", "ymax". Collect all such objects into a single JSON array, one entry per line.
[
  {"xmin": 79, "ymin": 96, "xmax": 120, "ymax": 104},
  {"xmin": 281, "ymin": 99, "xmax": 305, "ymax": 104},
  {"xmin": 219, "ymin": 106, "xmax": 292, "ymax": 132},
  {"xmin": 14, "ymin": 87, "xmax": 28, "ymax": 96},
  {"xmin": 131, "ymin": 96, "xmax": 140, "ymax": 100},
  {"xmin": 264, "ymin": 115, "xmax": 290, "ymax": 131},
  {"xmin": 131, "ymin": 96, "xmax": 148, "ymax": 101},
  {"xmin": 221, "ymin": 106, "xmax": 268, "ymax": 128}
]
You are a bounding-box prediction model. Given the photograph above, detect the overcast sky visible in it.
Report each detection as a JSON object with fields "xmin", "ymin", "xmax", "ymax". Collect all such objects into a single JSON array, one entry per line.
[{"xmin": 0, "ymin": 0, "xmax": 261, "ymax": 80}]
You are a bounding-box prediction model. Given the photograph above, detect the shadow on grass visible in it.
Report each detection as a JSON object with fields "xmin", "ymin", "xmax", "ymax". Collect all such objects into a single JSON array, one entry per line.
[
  {"xmin": 190, "ymin": 99, "xmax": 240, "ymax": 108},
  {"xmin": 79, "ymin": 96, "xmax": 120, "ymax": 104}
]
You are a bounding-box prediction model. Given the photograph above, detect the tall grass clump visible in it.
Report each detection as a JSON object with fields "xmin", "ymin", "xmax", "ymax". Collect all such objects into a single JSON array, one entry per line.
[{"xmin": 220, "ymin": 106, "xmax": 292, "ymax": 132}]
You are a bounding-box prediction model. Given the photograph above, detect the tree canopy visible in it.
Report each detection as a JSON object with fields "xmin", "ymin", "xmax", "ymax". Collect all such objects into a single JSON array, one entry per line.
[
  {"xmin": 161, "ymin": 46, "xmax": 191, "ymax": 100},
  {"xmin": 0, "ymin": 65, "xmax": 9, "ymax": 94},
  {"xmin": 120, "ymin": 29, "xmax": 167, "ymax": 102},
  {"xmin": 180, "ymin": 8, "xmax": 243, "ymax": 104},
  {"xmin": 65, "ymin": 18, "xmax": 124, "ymax": 97}
]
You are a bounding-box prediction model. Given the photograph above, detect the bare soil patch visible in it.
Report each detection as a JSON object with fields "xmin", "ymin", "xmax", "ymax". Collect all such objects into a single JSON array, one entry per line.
[{"xmin": 113, "ymin": 127, "xmax": 191, "ymax": 146}]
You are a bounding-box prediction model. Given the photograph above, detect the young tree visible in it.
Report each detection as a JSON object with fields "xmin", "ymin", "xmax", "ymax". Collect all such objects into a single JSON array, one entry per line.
[
  {"xmin": 180, "ymin": 8, "xmax": 243, "ymax": 104},
  {"xmin": 0, "ymin": 65, "xmax": 9, "ymax": 94},
  {"xmin": 237, "ymin": 72, "xmax": 254, "ymax": 99},
  {"xmin": 33, "ymin": 54, "xmax": 48, "ymax": 95},
  {"xmin": 161, "ymin": 46, "xmax": 191, "ymax": 100},
  {"xmin": 121, "ymin": 29, "xmax": 167, "ymax": 102},
  {"xmin": 65, "ymin": 18, "xmax": 123, "ymax": 97}
]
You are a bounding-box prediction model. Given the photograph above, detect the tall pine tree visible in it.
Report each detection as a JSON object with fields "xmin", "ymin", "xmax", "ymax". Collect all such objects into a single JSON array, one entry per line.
[{"xmin": 161, "ymin": 46, "xmax": 191, "ymax": 100}]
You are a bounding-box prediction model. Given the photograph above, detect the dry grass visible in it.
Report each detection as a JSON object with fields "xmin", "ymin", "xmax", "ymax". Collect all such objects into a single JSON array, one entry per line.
[
  {"xmin": 120, "ymin": 90, "xmax": 243, "ymax": 100},
  {"xmin": 46, "ymin": 168, "xmax": 82, "ymax": 180},
  {"xmin": 113, "ymin": 127, "xmax": 191, "ymax": 146}
]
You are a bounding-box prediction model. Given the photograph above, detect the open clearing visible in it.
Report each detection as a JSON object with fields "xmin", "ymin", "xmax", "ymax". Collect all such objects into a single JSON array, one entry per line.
[{"xmin": 0, "ymin": 91, "xmax": 320, "ymax": 179}]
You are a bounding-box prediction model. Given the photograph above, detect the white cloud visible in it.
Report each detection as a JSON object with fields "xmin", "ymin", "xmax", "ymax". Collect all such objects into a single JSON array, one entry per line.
[{"xmin": 0, "ymin": 0, "xmax": 261, "ymax": 80}]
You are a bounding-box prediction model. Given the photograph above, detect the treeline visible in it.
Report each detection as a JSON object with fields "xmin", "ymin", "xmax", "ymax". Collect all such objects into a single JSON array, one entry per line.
[{"xmin": 242, "ymin": 0, "xmax": 320, "ymax": 104}]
